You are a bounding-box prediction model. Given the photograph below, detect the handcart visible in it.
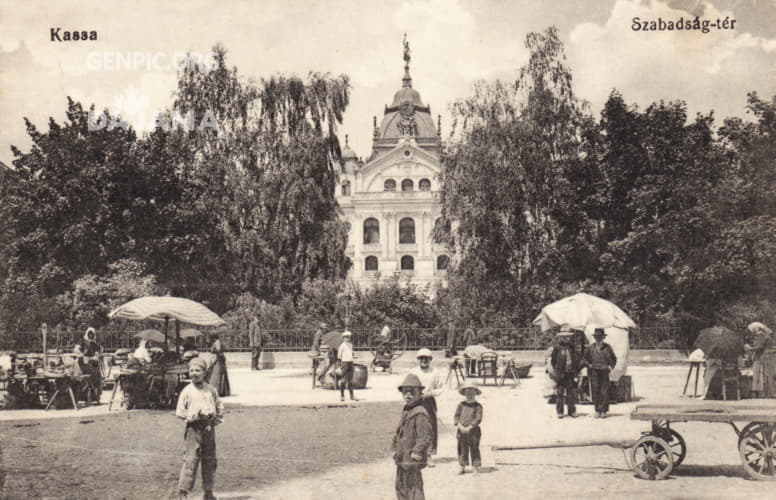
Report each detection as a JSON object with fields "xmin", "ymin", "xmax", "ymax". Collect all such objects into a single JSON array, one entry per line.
[
  {"xmin": 630, "ymin": 401, "xmax": 776, "ymax": 481},
  {"xmin": 368, "ymin": 331, "xmax": 407, "ymax": 373}
]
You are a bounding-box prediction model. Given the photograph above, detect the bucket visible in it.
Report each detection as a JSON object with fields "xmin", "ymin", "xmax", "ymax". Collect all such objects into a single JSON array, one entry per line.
[{"xmin": 353, "ymin": 363, "xmax": 368, "ymax": 389}]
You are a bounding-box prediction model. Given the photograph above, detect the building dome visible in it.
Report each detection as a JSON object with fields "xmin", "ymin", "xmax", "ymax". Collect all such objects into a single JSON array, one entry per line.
[
  {"xmin": 341, "ymin": 135, "xmax": 358, "ymax": 161},
  {"xmin": 391, "ymin": 86, "xmax": 425, "ymax": 108}
]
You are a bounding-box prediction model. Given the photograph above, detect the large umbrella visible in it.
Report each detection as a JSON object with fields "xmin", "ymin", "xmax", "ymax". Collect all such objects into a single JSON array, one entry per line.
[
  {"xmin": 693, "ymin": 326, "xmax": 744, "ymax": 362},
  {"xmin": 321, "ymin": 330, "xmax": 345, "ymax": 350},
  {"xmin": 134, "ymin": 329, "xmax": 166, "ymax": 343},
  {"xmin": 109, "ymin": 296, "xmax": 225, "ymax": 353},
  {"xmin": 533, "ymin": 293, "xmax": 637, "ymax": 332}
]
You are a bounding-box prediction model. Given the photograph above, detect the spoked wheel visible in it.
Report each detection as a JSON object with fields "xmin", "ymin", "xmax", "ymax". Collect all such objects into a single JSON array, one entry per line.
[
  {"xmin": 739, "ymin": 422, "xmax": 776, "ymax": 481},
  {"xmin": 651, "ymin": 422, "xmax": 687, "ymax": 467},
  {"xmin": 630, "ymin": 435, "xmax": 674, "ymax": 480}
]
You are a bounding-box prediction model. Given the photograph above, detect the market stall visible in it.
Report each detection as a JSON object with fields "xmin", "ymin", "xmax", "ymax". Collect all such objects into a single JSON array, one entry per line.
[{"xmin": 107, "ymin": 296, "xmax": 226, "ymax": 410}]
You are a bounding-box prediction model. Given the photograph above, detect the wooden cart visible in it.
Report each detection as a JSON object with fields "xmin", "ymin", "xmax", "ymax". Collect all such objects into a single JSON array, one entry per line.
[{"xmin": 630, "ymin": 402, "xmax": 776, "ymax": 481}]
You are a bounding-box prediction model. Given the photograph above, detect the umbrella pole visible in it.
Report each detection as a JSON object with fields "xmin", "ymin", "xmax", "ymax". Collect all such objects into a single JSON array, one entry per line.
[
  {"xmin": 175, "ymin": 320, "xmax": 181, "ymax": 357},
  {"xmin": 164, "ymin": 317, "xmax": 169, "ymax": 351}
]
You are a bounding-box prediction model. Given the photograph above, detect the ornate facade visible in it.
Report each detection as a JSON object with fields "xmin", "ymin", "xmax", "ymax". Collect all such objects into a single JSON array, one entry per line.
[{"xmin": 335, "ymin": 39, "xmax": 449, "ymax": 292}]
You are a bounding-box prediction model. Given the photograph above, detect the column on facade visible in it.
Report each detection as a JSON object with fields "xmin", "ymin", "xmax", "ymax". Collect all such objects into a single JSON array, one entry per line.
[
  {"xmin": 419, "ymin": 211, "xmax": 427, "ymax": 258},
  {"xmin": 386, "ymin": 211, "xmax": 395, "ymax": 269}
]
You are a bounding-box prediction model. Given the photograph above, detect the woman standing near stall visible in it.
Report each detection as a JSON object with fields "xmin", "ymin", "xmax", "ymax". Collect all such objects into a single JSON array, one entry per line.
[
  {"xmin": 747, "ymin": 322, "xmax": 775, "ymax": 398},
  {"xmin": 208, "ymin": 333, "xmax": 231, "ymax": 397}
]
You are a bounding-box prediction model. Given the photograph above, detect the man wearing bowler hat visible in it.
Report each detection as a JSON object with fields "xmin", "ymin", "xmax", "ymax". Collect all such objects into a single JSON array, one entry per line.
[
  {"xmin": 393, "ymin": 373, "xmax": 433, "ymax": 500},
  {"xmin": 586, "ymin": 328, "xmax": 617, "ymax": 418}
]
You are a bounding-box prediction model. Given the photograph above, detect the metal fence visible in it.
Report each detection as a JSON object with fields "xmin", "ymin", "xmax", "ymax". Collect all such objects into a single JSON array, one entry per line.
[{"xmin": 0, "ymin": 325, "xmax": 686, "ymax": 353}]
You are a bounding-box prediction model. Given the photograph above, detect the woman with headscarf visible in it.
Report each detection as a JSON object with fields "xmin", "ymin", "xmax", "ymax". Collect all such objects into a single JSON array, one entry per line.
[
  {"xmin": 746, "ymin": 322, "xmax": 775, "ymax": 398},
  {"xmin": 208, "ymin": 333, "xmax": 231, "ymax": 397},
  {"xmin": 74, "ymin": 327, "xmax": 102, "ymax": 401}
]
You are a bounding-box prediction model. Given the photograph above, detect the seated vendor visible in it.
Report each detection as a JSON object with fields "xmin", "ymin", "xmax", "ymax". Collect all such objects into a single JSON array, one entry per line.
[{"xmin": 129, "ymin": 339, "xmax": 152, "ymax": 365}]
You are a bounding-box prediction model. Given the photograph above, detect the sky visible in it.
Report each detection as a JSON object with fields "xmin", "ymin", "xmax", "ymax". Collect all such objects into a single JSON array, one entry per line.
[{"xmin": 1, "ymin": 0, "xmax": 775, "ymax": 166}]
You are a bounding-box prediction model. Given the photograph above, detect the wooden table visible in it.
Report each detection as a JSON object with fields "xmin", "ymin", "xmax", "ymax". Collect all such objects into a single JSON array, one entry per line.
[{"xmin": 28, "ymin": 374, "xmax": 89, "ymax": 411}]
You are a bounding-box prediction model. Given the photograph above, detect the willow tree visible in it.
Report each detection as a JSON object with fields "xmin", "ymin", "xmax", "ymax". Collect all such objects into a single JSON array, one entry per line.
[
  {"xmin": 145, "ymin": 45, "xmax": 350, "ymax": 308},
  {"xmin": 438, "ymin": 27, "xmax": 591, "ymax": 324}
]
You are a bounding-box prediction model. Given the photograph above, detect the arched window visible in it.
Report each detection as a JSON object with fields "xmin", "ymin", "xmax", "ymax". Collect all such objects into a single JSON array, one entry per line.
[
  {"xmin": 363, "ymin": 218, "xmax": 379, "ymax": 244},
  {"xmin": 419, "ymin": 179, "xmax": 431, "ymax": 191},
  {"xmin": 384, "ymin": 179, "xmax": 396, "ymax": 191},
  {"xmin": 401, "ymin": 255, "xmax": 414, "ymax": 270},
  {"xmin": 399, "ymin": 218, "xmax": 415, "ymax": 244},
  {"xmin": 365, "ymin": 256, "xmax": 378, "ymax": 271},
  {"xmin": 341, "ymin": 180, "xmax": 351, "ymax": 196},
  {"xmin": 436, "ymin": 255, "xmax": 450, "ymax": 270},
  {"xmin": 401, "ymin": 179, "xmax": 414, "ymax": 192}
]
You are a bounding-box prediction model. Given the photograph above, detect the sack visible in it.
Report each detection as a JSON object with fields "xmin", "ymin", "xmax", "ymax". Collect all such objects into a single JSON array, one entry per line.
[{"xmin": 333, "ymin": 366, "xmax": 344, "ymax": 377}]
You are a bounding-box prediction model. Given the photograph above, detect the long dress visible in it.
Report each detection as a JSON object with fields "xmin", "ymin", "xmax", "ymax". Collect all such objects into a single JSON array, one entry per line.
[
  {"xmin": 208, "ymin": 338, "xmax": 231, "ymax": 397},
  {"xmin": 752, "ymin": 331, "xmax": 775, "ymax": 397}
]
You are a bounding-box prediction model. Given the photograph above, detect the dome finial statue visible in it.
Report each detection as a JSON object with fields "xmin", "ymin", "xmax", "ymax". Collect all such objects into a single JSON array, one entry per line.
[{"xmin": 402, "ymin": 34, "xmax": 412, "ymax": 88}]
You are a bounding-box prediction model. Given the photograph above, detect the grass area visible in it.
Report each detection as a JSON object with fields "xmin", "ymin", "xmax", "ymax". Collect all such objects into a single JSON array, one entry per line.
[{"xmin": 0, "ymin": 402, "xmax": 402, "ymax": 499}]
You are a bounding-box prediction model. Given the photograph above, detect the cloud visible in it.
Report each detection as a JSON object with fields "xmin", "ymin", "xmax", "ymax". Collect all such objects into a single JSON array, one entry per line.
[{"xmin": 568, "ymin": 0, "xmax": 776, "ymax": 119}]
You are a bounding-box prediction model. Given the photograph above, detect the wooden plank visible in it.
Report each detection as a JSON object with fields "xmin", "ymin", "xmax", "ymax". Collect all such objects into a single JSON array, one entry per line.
[
  {"xmin": 493, "ymin": 439, "xmax": 637, "ymax": 451},
  {"xmin": 631, "ymin": 403, "xmax": 776, "ymax": 423}
]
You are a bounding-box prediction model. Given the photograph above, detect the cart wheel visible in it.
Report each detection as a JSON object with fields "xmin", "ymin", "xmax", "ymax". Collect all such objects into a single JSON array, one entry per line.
[
  {"xmin": 738, "ymin": 422, "xmax": 766, "ymax": 446},
  {"xmin": 651, "ymin": 425, "xmax": 686, "ymax": 467},
  {"xmin": 630, "ymin": 435, "xmax": 674, "ymax": 480},
  {"xmin": 739, "ymin": 422, "xmax": 776, "ymax": 481},
  {"xmin": 665, "ymin": 429, "xmax": 686, "ymax": 468}
]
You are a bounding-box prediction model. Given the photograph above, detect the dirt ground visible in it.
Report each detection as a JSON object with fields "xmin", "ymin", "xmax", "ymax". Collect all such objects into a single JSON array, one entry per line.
[{"xmin": 1, "ymin": 364, "xmax": 775, "ymax": 499}]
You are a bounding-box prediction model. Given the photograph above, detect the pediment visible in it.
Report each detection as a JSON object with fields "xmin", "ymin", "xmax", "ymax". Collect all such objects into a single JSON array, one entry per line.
[
  {"xmin": 360, "ymin": 141, "xmax": 440, "ymax": 176},
  {"xmin": 360, "ymin": 142, "xmax": 441, "ymax": 192}
]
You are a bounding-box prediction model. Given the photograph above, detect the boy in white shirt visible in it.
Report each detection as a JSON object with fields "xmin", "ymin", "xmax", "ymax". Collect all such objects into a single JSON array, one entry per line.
[
  {"xmin": 337, "ymin": 331, "xmax": 357, "ymax": 402},
  {"xmin": 175, "ymin": 357, "xmax": 224, "ymax": 500}
]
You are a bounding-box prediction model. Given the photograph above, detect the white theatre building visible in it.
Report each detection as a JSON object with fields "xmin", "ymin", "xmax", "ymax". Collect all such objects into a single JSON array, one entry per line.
[{"xmin": 335, "ymin": 47, "xmax": 449, "ymax": 292}]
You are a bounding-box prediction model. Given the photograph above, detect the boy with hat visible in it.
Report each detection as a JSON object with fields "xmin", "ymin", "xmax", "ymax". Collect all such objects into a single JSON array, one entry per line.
[
  {"xmin": 337, "ymin": 330, "xmax": 356, "ymax": 402},
  {"xmin": 454, "ymin": 382, "xmax": 483, "ymax": 474},
  {"xmin": 551, "ymin": 329, "xmax": 582, "ymax": 418},
  {"xmin": 175, "ymin": 357, "xmax": 224, "ymax": 500},
  {"xmin": 393, "ymin": 374, "xmax": 433, "ymax": 500},
  {"xmin": 586, "ymin": 328, "xmax": 617, "ymax": 418}
]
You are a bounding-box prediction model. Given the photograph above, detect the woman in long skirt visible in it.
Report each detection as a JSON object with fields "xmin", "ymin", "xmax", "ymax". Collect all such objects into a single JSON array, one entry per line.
[{"xmin": 208, "ymin": 333, "xmax": 231, "ymax": 397}]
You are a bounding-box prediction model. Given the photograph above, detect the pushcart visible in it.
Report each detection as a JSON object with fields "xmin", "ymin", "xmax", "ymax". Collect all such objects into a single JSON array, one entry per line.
[
  {"xmin": 629, "ymin": 401, "xmax": 776, "ymax": 481},
  {"xmin": 368, "ymin": 332, "xmax": 407, "ymax": 373}
]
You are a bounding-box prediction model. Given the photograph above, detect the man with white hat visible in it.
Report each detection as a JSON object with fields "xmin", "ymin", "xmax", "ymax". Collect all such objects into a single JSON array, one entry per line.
[
  {"xmin": 409, "ymin": 348, "xmax": 444, "ymax": 465},
  {"xmin": 337, "ymin": 330, "xmax": 357, "ymax": 402},
  {"xmin": 551, "ymin": 329, "xmax": 582, "ymax": 418},
  {"xmin": 393, "ymin": 373, "xmax": 432, "ymax": 500}
]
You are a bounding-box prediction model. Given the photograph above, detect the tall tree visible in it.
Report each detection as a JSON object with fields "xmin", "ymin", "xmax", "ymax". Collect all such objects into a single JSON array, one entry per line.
[
  {"xmin": 146, "ymin": 46, "xmax": 351, "ymax": 308},
  {"xmin": 438, "ymin": 27, "xmax": 590, "ymax": 324}
]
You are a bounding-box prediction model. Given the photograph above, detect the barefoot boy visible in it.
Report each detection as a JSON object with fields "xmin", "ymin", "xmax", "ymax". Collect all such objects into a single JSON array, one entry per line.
[{"xmin": 176, "ymin": 357, "xmax": 224, "ymax": 500}]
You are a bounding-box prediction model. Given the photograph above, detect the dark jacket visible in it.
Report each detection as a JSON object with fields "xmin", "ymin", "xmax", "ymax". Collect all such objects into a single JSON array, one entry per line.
[
  {"xmin": 586, "ymin": 342, "xmax": 617, "ymax": 371},
  {"xmin": 550, "ymin": 343, "xmax": 582, "ymax": 378},
  {"xmin": 393, "ymin": 399, "xmax": 433, "ymax": 469}
]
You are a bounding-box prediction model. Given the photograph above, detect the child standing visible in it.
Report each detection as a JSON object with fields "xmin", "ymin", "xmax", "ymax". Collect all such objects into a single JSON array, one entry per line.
[
  {"xmin": 454, "ymin": 382, "xmax": 483, "ymax": 474},
  {"xmin": 586, "ymin": 328, "xmax": 617, "ymax": 418},
  {"xmin": 337, "ymin": 330, "xmax": 357, "ymax": 402},
  {"xmin": 175, "ymin": 357, "xmax": 224, "ymax": 500}
]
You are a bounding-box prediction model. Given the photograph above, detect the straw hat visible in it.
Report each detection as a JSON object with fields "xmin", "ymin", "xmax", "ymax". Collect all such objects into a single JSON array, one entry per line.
[
  {"xmin": 342, "ymin": 330, "xmax": 352, "ymax": 338},
  {"xmin": 416, "ymin": 348, "xmax": 433, "ymax": 359},
  {"xmin": 459, "ymin": 382, "xmax": 481, "ymax": 396}
]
